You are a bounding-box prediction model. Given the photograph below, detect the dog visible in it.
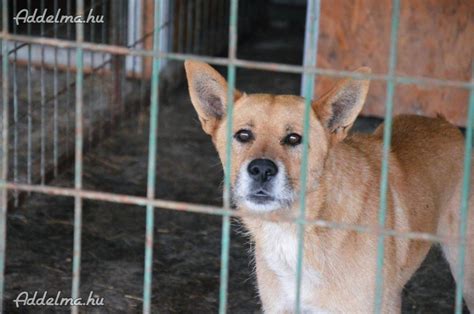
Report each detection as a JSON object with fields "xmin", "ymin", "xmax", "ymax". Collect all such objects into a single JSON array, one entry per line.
[{"xmin": 184, "ymin": 60, "xmax": 474, "ymax": 313}]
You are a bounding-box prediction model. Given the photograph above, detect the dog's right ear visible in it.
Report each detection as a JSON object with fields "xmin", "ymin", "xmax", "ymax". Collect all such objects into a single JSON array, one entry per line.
[
  {"xmin": 185, "ymin": 60, "xmax": 241, "ymax": 135},
  {"xmin": 312, "ymin": 67, "xmax": 371, "ymax": 143}
]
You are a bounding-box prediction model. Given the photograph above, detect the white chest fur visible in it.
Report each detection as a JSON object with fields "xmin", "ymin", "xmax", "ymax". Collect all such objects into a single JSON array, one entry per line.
[{"xmin": 260, "ymin": 223, "xmax": 325, "ymax": 313}]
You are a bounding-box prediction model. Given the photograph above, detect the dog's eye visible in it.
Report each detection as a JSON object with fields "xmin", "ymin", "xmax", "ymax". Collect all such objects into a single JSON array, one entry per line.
[
  {"xmin": 234, "ymin": 129, "xmax": 254, "ymax": 143},
  {"xmin": 283, "ymin": 133, "xmax": 302, "ymax": 146}
]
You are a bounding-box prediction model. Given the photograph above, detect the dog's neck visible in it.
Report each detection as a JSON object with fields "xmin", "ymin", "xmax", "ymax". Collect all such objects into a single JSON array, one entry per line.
[{"xmin": 310, "ymin": 137, "xmax": 377, "ymax": 223}]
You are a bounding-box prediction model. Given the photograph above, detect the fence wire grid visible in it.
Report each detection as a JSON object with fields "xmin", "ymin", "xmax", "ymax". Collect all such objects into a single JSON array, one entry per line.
[{"xmin": 1, "ymin": 0, "xmax": 474, "ymax": 313}]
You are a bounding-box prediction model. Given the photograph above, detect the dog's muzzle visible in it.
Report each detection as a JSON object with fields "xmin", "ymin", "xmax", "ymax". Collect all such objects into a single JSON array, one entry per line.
[
  {"xmin": 233, "ymin": 158, "xmax": 293, "ymax": 212},
  {"xmin": 246, "ymin": 159, "xmax": 277, "ymax": 202}
]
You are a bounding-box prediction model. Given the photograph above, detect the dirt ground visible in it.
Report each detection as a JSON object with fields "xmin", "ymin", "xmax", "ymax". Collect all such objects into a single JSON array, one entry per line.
[{"xmin": 3, "ymin": 6, "xmax": 470, "ymax": 314}]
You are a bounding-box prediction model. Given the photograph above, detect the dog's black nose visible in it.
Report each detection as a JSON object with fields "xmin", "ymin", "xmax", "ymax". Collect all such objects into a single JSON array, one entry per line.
[{"xmin": 247, "ymin": 159, "xmax": 278, "ymax": 182}]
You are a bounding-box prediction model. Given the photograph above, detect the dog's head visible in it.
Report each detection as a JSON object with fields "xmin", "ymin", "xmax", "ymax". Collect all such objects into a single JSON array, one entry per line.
[{"xmin": 185, "ymin": 61, "xmax": 370, "ymax": 213}]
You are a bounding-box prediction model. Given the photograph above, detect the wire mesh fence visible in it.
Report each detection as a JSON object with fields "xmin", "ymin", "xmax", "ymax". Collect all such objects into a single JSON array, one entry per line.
[{"xmin": 0, "ymin": 0, "xmax": 473, "ymax": 313}]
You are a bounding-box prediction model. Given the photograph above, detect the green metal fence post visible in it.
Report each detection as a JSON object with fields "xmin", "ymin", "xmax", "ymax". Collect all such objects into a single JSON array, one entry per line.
[
  {"xmin": 454, "ymin": 64, "xmax": 474, "ymax": 314},
  {"xmin": 71, "ymin": 0, "xmax": 85, "ymax": 313},
  {"xmin": 0, "ymin": 1, "xmax": 9, "ymax": 312},
  {"xmin": 143, "ymin": 1, "xmax": 164, "ymax": 313},
  {"xmin": 295, "ymin": 0, "xmax": 320, "ymax": 313},
  {"xmin": 219, "ymin": 0, "xmax": 239, "ymax": 313},
  {"xmin": 373, "ymin": 0, "xmax": 401, "ymax": 313}
]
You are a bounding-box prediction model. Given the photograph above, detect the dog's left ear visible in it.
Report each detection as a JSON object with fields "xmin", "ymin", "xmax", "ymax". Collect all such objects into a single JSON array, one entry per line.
[
  {"xmin": 185, "ymin": 60, "xmax": 242, "ymax": 135},
  {"xmin": 312, "ymin": 67, "xmax": 371, "ymax": 142}
]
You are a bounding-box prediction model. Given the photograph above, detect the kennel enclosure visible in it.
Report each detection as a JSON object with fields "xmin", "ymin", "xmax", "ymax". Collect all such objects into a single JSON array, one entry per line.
[{"xmin": 1, "ymin": 0, "xmax": 473, "ymax": 313}]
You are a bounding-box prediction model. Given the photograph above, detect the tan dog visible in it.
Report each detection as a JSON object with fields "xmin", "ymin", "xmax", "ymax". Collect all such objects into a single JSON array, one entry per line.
[{"xmin": 184, "ymin": 60, "xmax": 474, "ymax": 313}]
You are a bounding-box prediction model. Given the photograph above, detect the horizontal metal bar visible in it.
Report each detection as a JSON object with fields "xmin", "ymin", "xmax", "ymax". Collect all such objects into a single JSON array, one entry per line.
[
  {"xmin": 5, "ymin": 182, "xmax": 472, "ymax": 245},
  {"xmin": 2, "ymin": 33, "xmax": 473, "ymax": 89}
]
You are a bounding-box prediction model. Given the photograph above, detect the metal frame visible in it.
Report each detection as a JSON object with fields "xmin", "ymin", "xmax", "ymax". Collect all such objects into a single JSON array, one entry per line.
[{"xmin": 0, "ymin": 0, "xmax": 473, "ymax": 313}]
